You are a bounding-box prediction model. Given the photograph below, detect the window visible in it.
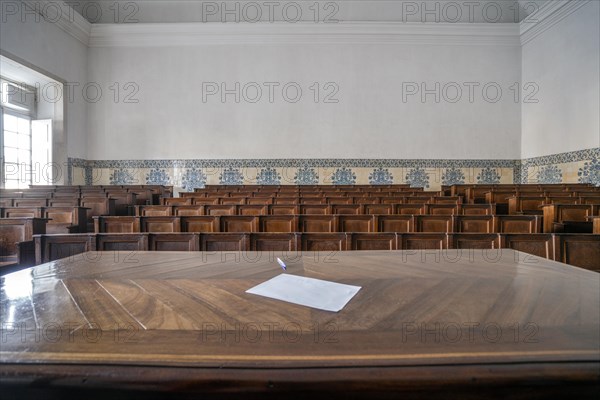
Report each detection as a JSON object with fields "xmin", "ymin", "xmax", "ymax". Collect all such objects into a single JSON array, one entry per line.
[
  {"xmin": 2, "ymin": 110, "xmax": 32, "ymax": 188},
  {"xmin": 1, "ymin": 77, "xmax": 52, "ymax": 188}
]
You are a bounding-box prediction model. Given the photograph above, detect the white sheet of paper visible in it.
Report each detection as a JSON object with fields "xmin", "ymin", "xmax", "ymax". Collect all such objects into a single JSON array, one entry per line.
[{"xmin": 246, "ymin": 274, "xmax": 361, "ymax": 312}]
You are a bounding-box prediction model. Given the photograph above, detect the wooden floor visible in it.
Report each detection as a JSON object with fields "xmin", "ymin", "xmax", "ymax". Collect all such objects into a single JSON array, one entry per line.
[{"xmin": 1, "ymin": 250, "xmax": 599, "ymax": 399}]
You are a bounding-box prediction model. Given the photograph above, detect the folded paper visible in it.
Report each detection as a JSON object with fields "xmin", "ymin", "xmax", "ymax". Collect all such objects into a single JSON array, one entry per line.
[{"xmin": 246, "ymin": 274, "xmax": 361, "ymax": 312}]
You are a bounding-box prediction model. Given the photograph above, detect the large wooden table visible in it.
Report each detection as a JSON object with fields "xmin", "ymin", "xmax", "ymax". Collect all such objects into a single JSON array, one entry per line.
[{"xmin": 1, "ymin": 250, "xmax": 599, "ymax": 399}]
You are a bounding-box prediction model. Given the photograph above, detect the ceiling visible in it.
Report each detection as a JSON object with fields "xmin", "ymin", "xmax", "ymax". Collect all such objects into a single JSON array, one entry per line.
[{"xmin": 69, "ymin": 0, "xmax": 535, "ymax": 24}]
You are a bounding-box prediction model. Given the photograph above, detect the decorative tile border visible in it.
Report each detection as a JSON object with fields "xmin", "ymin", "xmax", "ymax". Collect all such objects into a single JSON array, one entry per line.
[
  {"xmin": 67, "ymin": 148, "xmax": 600, "ymax": 190},
  {"xmin": 82, "ymin": 158, "xmax": 519, "ymax": 169},
  {"xmin": 520, "ymin": 148, "xmax": 600, "ymax": 186}
]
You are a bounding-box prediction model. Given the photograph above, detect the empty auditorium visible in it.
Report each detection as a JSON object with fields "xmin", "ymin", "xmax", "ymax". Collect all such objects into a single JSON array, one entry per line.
[{"xmin": 1, "ymin": 0, "xmax": 599, "ymax": 398}]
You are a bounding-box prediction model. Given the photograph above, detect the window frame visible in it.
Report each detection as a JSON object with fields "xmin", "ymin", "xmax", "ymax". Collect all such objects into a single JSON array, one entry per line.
[{"xmin": 1, "ymin": 106, "xmax": 33, "ymax": 189}]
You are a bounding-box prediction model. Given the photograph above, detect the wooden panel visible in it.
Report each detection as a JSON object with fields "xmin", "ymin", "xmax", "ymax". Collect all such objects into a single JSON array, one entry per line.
[
  {"xmin": 326, "ymin": 197, "xmax": 352, "ymax": 204},
  {"xmin": 219, "ymin": 216, "xmax": 258, "ymax": 233},
  {"xmin": 301, "ymin": 233, "xmax": 347, "ymax": 251},
  {"xmin": 424, "ymin": 204, "xmax": 459, "ymax": 215},
  {"xmin": 364, "ymin": 204, "xmax": 393, "ymax": 215},
  {"xmin": 200, "ymin": 233, "xmax": 249, "ymax": 251},
  {"xmin": 554, "ymin": 234, "xmax": 600, "ymax": 272},
  {"xmin": 300, "ymin": 205, "xmax": 331, "ymax": 215},
  {"xmin": 107, "ymin": 192, "xmax": 137, "ymax": 216},
  {"xmin": 593, "ymin": 217, "xmax": 600, "ymax": 234},
  {"xmin": 0, "ymin": 218, "xmax": 46, "ymax": 258},
  {"xmin": 148, "ymin": 233, "xmax": 199, "ymax": 251},
  {"xmin": 350, "ymin": 233, "xmax": 397, "ymax": 250},
  {"xmin": 299, "ymin": 215, "xmax": 337, "ymax": 232},
  {"xmin": 250, "ymin": 233, "xmax": 299, "ymax": 251},
  {"xmin": 485, "ymin": 191, "xmax": 517, "ymax": 205},
  {"xmin": 34, "ymin": 234, "xmax": 96, "ymax": 264},
  {"xmin": 578, "ymin": 196, "xmax": 600, "ymax": 205},
  {"xmin": 258, "ymin": 216, "xmax": 297, "ymax": 233},
  {"xmin": 44, "ymin": 207, "xmax": 88, "ymax": 234},
  {"xmin": 269, "ymin": 205, "xmax": 299, "ymax": 215},
  {"xmin": 238, "ymin": 205, "xmax": 268, "ymax": 216},
  {"xmin": 96, "ymin": 233, "xmax": 148, "ymax": 251},
  {"xmin": 191, "ymin": 198, "xmax": 218, "ymax": 205},
  {"xmin": 246, "ymin": 197, "xmax": 272, "ymax": 205},
  {"xmin": 140, "ymin": 217, "xmax": 181, "ymax": 233},
  {"xmin": 547, "ymin": 196, "xmax": 579, "ymax": 204},
  {"xmin": 220, "ymin": 197, "xmax": 246, "ymax": 205},
  {"xmin": 399, "ymin": 233, "xmax": 449, "ymax": 249},
  {"xmin": 80, "ymin": 198, "xmax": 116, "ymax": 222},
  {"xmin": 495, "ymin": 216, "xmax": 541, "ymax": 234},
  {"xmin": 180, "ymin": 216, "xmax": 219, "ymax": 233},
  {"xmin": 414, "ymin": 215, "xmax": 454, "ymax": 233},
  {"xmin": 13, "ymin": 198, "xmax": 47, "ymax": 207},
  {"xmin": 48, "ymin": 198, "xmax": 79, "ymax": 207},
  {"xmin": 500, "ymin": 234, "xmax": 554, "ymax": 259},
  {"xmin": 451, "ymin": 233, "xmax": 501, "ymax": 249},
  {"xmin": 508, "ymin": 196, "xmax": 545, "ymax": 215},
  {"xmin": 380, "ymin": 196, "xmax": 406, "ymax": 204},
  {"xmin": 355, "ymin": 198, "xmax": 379, "ymax": 204},
  {"xmin": 273, "ymin": 197, "xmax": 298, "ymax": 205},
  {"xmin": 455, "ymin": 215, "xmax": 495, "ymax": 233},
  {"xmin": 163, "ymin": 198, "xmax": 192, "ymax": 206},
  {"xmin": 338, "ymin": 215, "xmax": 374, "ymax": 232},
  {"xmin": 464, "ymin": 186, "xmax": 492, "ymax": 203},
  {"xmin": 431, "ymin": 196, "xmax": 462, "ymax": 204},
  {"xmin": 94, "ymin": 217, "xmax": 140, "ymax": 233},
  {"xmin": 376, "ymin": 215, "xmax": 413, "ymax": 233},
  {"xmin": 204, "ymin": 205, "xmax": 235, "ymax": 216},
  {"xmin": 396, "ymin": 204, "xmax": 425, "ymax": 215},
  {"xmin": 543, "ymin": 205, "xmax": 595, "ymax": 233},
  {"xmin": 301, "ymin": 198, "xmax": 327, "ymax": 205},
  {"xmin": 406, "ymin": 196, "xmax": 433, "ymax": 204},
  {"xmin": 2, "ymin": 207, "xmax": 42, "ymax": 218},
  {"xmin": 331, "ymin": 204, "xmax": 362, "ymax": 215},
  {"xmin": 461, "ymin": 204, "xmax": 495, "ymax": 215},
  {"xmin": 135, "ymin": 205, "xmax": 173, "ymax": 216},
  {"xmin": 173, "ymin": 205, "xmax": 205, "ymax": 216}
]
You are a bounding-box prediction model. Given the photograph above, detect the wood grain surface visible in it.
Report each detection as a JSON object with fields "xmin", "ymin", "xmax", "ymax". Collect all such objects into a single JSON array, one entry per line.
[{"xmin": 1, "ymin": 250, "xmax": 599, "ymax": 398}]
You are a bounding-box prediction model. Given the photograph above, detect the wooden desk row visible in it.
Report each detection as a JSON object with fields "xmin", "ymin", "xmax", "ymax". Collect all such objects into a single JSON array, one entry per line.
[
  {"xmin": 31, "ymin": 232, "xmax": 600, "ymax": 271},
  {"xmin": 491, "ymin": 193, "xmax": 600, "ymax": 206},
  {"xmin": 542, "ymin": 204, "xmax": 600, "ymax": 233},
  {"xmin": 136, "ymin": 203, "xmax": 495, "ymax": 217},
  {"xmin": 199, "ymin": 183, "xmax": 416, "ymax": 190},
  {"xmin": 0, "ymin": 197, "xmax": 118, "ymax": 216},
  {"xmin": 93, "ymin": 215, "xmax": 543, "ymax": 234},
  {"xmin": 444, "ymin": 183, "xmax": 597, "ymax": 201},
  {"xmin": 163, "ymin": 196, "xmax": 464, "ymax": 206},
  {"xmin": 1, "ymin": 194, "xmax": 142, "ymax": 215},
  {"xmin": 0, "ymin": 207, "xmax": 87, "ymax": 233},
  {"xmin": 148, "ymin": 203, "xmax": 589, "ymax": 234},
  {"xmin": 183, "ymin": 190, "xmax": 430, "ymax": 198}
]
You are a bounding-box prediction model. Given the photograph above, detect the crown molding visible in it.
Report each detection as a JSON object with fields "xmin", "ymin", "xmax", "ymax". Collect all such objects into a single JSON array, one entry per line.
[
  {"xmin": 88, "ymin": 22, "xmax": 521, "ymax": 47},
  {"xmin": 21, "ymin": 0, "xmax": 91, "ymax": 46},
  {"xmin": 18, "ymin": 1, "xmax": 592, "ymax": 48},
  {"xmin": 520, "ymin": 0, "xmax": 591, "ymax": 45}
]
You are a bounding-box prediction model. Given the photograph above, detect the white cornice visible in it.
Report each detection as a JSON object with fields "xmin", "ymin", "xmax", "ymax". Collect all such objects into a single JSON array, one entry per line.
[
  {"xmin": 22, "ymin": 0, "xmax": 91, "ymax": 46},
  {"xmin": 520, "ymin": 0, "xmax": 591, "ymax": 45},
  {"xmin": 25, "ymin": 0, "xmax": 591, "ymax": 48},
  {"xmin": 88, "ymin": 22, "xmax": 521, "ymax": 47}
]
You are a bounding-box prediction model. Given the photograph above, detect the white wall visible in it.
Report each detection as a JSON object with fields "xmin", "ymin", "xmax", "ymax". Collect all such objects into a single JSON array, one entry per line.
[
  {"xmin": 0, "ymin": 4, "xmax": 89, "ymax": 162},
  {"xmin": 521, "ymin": 0, "xmax": 600, "ymax": 159},
  {"xmin": 87, "ymin": 38, "xmax": 521, "ymax": 160}
]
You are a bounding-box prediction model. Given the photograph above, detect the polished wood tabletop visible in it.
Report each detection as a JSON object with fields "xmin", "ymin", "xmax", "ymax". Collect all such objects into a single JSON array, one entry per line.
[{"xmin": 1, "ymin": 249, "xmax": 599, "ymax": 398}]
